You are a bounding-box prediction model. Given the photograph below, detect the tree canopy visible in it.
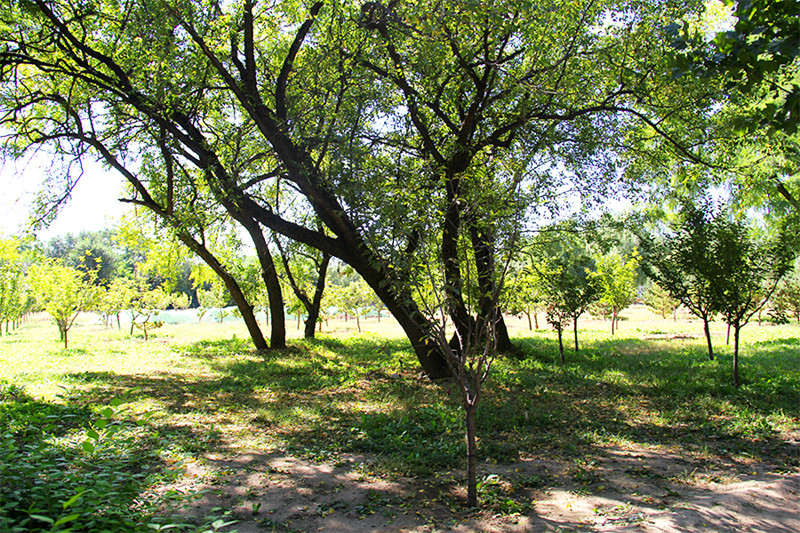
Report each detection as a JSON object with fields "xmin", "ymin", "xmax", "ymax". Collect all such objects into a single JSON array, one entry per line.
[{"xmin": 0, "ymin": 0, "xmax": 721, "ymax": 376}]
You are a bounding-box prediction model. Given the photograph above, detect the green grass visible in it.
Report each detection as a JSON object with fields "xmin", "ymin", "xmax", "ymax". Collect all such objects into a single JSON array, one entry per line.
[{"xmin": 1, "ymin": 310, "xmax": 799, "ymax": 529}]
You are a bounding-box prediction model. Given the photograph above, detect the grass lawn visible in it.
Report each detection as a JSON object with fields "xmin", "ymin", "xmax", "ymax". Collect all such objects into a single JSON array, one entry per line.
[{"xmin": 1, "ymin": 305, "xmax": 798, "ymax": 531}]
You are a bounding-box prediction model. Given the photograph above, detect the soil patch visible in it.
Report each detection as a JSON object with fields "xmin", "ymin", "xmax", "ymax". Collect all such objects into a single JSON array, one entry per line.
[{"xmin": 156, "ymin": 440, "xmax": 799, "ymax": 532}]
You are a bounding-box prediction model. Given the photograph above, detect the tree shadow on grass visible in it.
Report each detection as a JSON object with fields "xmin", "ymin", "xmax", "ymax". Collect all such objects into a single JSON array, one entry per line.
[
  {"xmin": 57, "ymin": 335, "xmax": 799, "ymax": 513},
  {"xmin": 507, "ymin": 335, "xmax": 799, "ymax": 465}
]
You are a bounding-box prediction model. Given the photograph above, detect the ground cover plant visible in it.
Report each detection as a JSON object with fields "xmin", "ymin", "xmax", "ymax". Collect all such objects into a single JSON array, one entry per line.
[{"xmin": 0, "ymin": 308, "xmax": 798, "ymax": 531}]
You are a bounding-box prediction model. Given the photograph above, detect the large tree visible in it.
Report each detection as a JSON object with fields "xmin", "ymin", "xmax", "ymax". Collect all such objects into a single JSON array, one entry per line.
[{"xmin": 0, "ymin": 0, "xmax": 716, "ymax": 377}]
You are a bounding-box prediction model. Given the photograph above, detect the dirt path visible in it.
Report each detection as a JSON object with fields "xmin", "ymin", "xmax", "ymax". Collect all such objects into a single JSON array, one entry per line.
[{"xmin": 157, "ymin": 440, "xmax": 799, "ymax": 532}]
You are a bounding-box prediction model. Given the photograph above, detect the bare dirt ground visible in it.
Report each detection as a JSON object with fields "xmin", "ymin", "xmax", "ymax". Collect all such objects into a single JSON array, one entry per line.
[{"xmin": 158, "ymin": 435, "xmax": 799, "ymax": 533}]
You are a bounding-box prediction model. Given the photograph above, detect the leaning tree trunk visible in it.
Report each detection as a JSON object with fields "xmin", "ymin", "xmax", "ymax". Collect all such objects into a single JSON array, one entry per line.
[
  {"xmin": 177, "ymin": 234, "xmax": 269, "ymax": 352},
  {"xmin": 235, "ymin": 214, "xmax": 286, "ymax": 349}
]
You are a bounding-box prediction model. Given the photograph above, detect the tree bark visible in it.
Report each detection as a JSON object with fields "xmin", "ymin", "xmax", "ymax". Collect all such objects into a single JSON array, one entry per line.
[
  {"xmin": 470, "ymin": 224, "xmax": 514, "ymax": 352},
  {"xmin": 733, "ymin": 323, "xmax": 741, "ymax": 388},
  {"xmin": 465, "ymin": 403, "xmax": 478, "ymax": 508},
  {"xmin": 241, "ymin": 220, "xmax": 286, "ymax": 349},
  {"xmin": 573, "ymin": 318, "xmax": 579, "ymax": 353},
  {"xmin": 702, "ymin": 316, "xmax": 715, "ymax": 361}
]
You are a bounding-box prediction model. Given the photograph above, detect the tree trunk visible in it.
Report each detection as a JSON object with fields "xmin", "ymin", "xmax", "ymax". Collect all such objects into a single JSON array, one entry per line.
[
  {"xmin": 302, "ymin": 253, "xmax": 330, "ymax": 339},
  {"xmin": 356, "ymin": 316, "xmax": 361, "ymax": 333},
  {"xmin": 534, "ymin": 312, "xmax": 539, "ymax": 330},
  {"xmin": 573, "ymin": 318, "xmax": 579, "ymax": 353},
  {"xmin": 557, "ymin": 325, "xmax": 565, "ymax": 365},
  {"xmin": 241, "ymin": 220, "xmax": 286, "ymax": 349},
  {"xmin": 304, "ymin": 315, "xmax": 318, "ymax": 338},
  {"xmin": 470, "ymin": 224, "xmax": 513, "ymax": 352},
  {"xmin": 703, "ymin": 317, "xmax": 715, "ymax": 361},
  {"xmin": 173, "ymin": 231, "xmax": 269, "ymax": 352},
  {"xmin": 733, "ymin": 323, "xmax": 741, "ymax": 388},
  {"xmin": 526, "ymin": 311, "xmax": 532, "ymax": 330},
  {"xmin": 611, "ymin": 307, "xmax": 617, "ymax": 335},
  {"xmin": 465, "ymin": 403, "xmax": 478, "ymax": 508}
]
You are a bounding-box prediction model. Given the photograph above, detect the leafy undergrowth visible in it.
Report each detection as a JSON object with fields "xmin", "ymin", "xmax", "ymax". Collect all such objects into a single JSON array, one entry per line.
[
  {"xmin": 1, "ymin": 315, "xmax": 799, "ymax": 528},
  {"xmin": 0, "ymin": 383, "xmax": 237, "ymax": 532}
]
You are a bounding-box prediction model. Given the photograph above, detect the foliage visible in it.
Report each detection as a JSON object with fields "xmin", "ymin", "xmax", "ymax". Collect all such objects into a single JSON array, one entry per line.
[
  {"xmin": 0, "ymin": 238, "xmax": 31, "ymax": 333},
  {"xmin": 526, "ymin": 227, "xmax": 599, "ymax": 361},
  {"xmin": 668, "ymin": 0, "xmax": 800, "ymax": 133},
  {"xmin": 708, "ymin": 214, "xmax": 797, "ymax": 386},
  {"xmin": 503, "ymin": 265, "xmax": 543, "ymax": 330},
  {"xmin": 0, "ymin": 0, "xmax": 719, "ymax": 377},
  {"xmin": 644, "ymin": 281, "xmax": 681, "ymax": 320},
  {"xmin": 589, "ymin": 251, "xmax": 640, "ymax": 335},
  {"xmin": 641, "ymin": 200, "xmax": 799, "ymax": 384},
  {"xmin": 29, "ymin": 258, "xmax": 100, "ymax": 348},
  {"xmin": 330, "ymin": 279, "xmax": 376, "ymax": 334},
  {"xmin": 772, "ymin": 268, "xmax": 800, "ymax": 322},
  {"xmin": 195, "ymin": 272, "xmax": 233, "ymax": 325},
  {"xmin": 639, "ymin": 201, "xmax": 721, "ymax": 359}
]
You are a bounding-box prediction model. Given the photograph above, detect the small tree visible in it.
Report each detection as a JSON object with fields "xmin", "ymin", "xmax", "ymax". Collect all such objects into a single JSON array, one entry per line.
[
  {"xmin": 643, "ymin": 282, "xmax": 681, "ymax": 320},
  {"xmin": 0, "ymin": 238, "xmax": 28, "ymax": 334},
  {"xmin": 197, "ymin": 284, "xmax": 232, "ymax": 324},
  {"xmin": 334, "ymin": 279, "xmax": 374, "ymax": 333},
  {"xmin": 31, "ymin": 259, "xmax": 100, "ymax": 348},
  {"xmin": 504, "ymin": 265, "xmax": 544, "ymax": 330},
  {"xmin": 773, "ymin": 270, "xmax": 800, "ymax": 323},
  {"xmin": 129, "ymin": 280, "xmax": 171, "ymax": 340},
  {"xmin": 710, "ymin": 216, "xmax": 796, "ymax": 387},
  {"xmin": 589, "ymin": 251, "xmax": 639, "ymax": 335},
  {"xmin": 98, "ymin": 277, "xmax": 137, "ymax": 330},
  {"xmin": 545, "ymin": 303, "xmax": 572, "ymax": 365},
  {"xmin": 639, "ymin": 203, "xmax": 719, "ymax": 360}
]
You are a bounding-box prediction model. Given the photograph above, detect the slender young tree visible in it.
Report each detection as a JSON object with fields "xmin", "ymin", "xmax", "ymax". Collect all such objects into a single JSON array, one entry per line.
[
  {"xmin": 640, "ymin": 203, "xmax": 720, "ymax": 360},
  {"xmin": 31, "ymin": 259, "xmax": 100, "ymax": 349},
  {"xmin": 709, "ymin": 215, "xmax": 797, "ymax": 387},
  {"xmin": 590, "ymin": 251, "xmax": 639, "ymax": 335}
]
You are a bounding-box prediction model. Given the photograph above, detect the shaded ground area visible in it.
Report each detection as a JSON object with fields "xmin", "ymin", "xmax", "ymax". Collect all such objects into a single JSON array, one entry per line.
[{"xmin": 157, "ymin": 438, "xmax": 799, "ymax": 532}]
